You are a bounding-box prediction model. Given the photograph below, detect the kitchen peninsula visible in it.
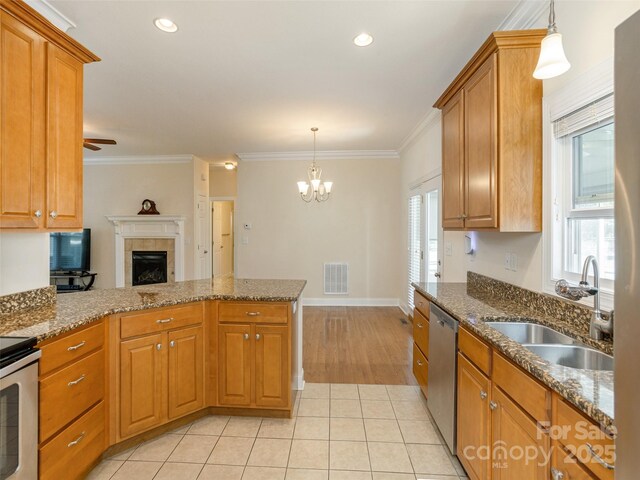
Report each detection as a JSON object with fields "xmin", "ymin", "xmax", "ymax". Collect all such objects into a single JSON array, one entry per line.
[{"xmin": 0, "ymin": 277, "xmax": 306, "ymax": 479}]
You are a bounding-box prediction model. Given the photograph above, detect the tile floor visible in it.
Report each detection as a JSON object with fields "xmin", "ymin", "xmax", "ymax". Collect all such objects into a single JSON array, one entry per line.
[{"xmin": 87, "ymin": 384, "xmax": 468, "ymax": 480}]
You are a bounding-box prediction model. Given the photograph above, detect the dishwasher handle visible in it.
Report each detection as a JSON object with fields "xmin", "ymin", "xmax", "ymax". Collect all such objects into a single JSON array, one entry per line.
[{"xmin": 430, "ymin": 303, "xmax": 459, "ymax": 332}]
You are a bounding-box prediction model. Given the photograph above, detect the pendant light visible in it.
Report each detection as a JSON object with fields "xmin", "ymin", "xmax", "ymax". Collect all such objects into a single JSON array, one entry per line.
[
  {"xmin": 533, "ymin": 0, "xmax": 571, "ymax": 80},
  {"xmin": 297, "ymin": 128, "xmax": 333, "ymax": 203}
]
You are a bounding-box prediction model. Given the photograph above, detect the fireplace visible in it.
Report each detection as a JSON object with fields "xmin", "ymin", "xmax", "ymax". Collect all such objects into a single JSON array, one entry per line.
[{"xmin": 132, "ymin": 251, "xmax": 168, "ymax": 286}]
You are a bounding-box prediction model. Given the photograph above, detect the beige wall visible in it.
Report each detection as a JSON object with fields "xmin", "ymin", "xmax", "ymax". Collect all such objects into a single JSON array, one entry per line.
[
  {"xmin": 236, "ymin": 158, "xmax": 402, "ymax": 301},
  {"xmin": 83, "ymin": 162, "xmax": 196, "ymax": 288},
  {"xmin": 400, "ymin": 0, "xmax": 640, "ymax": 295},
  {"xmin": 210, "ymin": 167, "xmax": 237, "ymax": 197},
  {"xmin": 0, "ymin": 233, "xmax": 50, "ymax": 295}
]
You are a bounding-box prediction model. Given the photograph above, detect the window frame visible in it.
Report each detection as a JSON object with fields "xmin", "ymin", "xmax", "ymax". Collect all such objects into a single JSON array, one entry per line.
[{"xmin": 542, "ymin": 59, "xmax": 615, "ymax": 311}]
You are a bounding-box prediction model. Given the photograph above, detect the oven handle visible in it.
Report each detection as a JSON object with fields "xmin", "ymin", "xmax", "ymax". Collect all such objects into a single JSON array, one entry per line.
[{"xmin": 0, "ymin": 349, "xmax": 42, "ymax": 379}]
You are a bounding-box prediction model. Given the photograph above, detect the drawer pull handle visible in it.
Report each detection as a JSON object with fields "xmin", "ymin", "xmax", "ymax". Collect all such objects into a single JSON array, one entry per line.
[
  {"xmin": 68, "ymin": 374, "xmax": 86, "ymax": 387},
  {"xmin": 67, "ymin": 432, "xmax": 86, "ymax": 448},
  {"xmin": 586, "ymin": 443, "xmax": 615, "ymax": 470},
  {"xmin": 67, "ymin": 341, "xmax": 86, "ymax": 351},
  {"xmin": 480, "ymin": 390, "xmax": 488, "ymax": 400},
  {"xmin": 489, "ymin": 401, "xmax": 498, "ymax": 410},
  {"xmin": 550, "ymin": 467, "xmax": 564, "ymax": 480},
  {"xmin": 246, "ymin": 312, "xmax": 261, "ymax": 317},
  {"xmin": 417, "ymin": 323, "xmax": 423, "ymax": 329},
  {"xmin": 156, "ymin": 317, "xmax": 174, "ymax": 324}
]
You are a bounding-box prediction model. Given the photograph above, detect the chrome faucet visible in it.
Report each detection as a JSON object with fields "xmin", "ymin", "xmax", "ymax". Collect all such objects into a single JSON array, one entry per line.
[{"xmin": 555, "ymin": 255, "xmax": 614, "ymax": 340}]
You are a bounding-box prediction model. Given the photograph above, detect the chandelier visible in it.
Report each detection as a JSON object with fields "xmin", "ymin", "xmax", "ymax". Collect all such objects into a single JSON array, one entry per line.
[{"xmin": 297, "ymin": 128, "xmax": 333, "ymax": 203}]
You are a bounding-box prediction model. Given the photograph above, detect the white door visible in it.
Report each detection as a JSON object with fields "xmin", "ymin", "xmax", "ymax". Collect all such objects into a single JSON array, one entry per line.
[
  {"xmin": 424, "ymin": 178, "xmax": 443, "ymax": 283},
  {"xmin": 195, "ymin": 194, "xmax": 210, "ymax": 279},
  {"xmin": 211, "ymin": 201, "xmax": 222, "ymax": 277},
  {"xmin": 220, "ymin": 201, "xmax": 234, "ymax": 275}
]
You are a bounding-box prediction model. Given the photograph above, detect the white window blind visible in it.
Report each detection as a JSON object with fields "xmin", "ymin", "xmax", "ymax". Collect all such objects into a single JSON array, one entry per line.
[
  {"xmin": 553, "ymin": 93, "xmax": 614, "ymax": 138},
  {"xmin": 407, "ymin": 195, "xmax": 422, "ymax": 312}
]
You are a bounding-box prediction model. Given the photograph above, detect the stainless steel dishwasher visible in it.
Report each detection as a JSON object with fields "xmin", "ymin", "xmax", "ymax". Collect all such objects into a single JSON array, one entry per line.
[{"xmin": 427, "ymin": 303, "xmax": 459, "ymax": 454}]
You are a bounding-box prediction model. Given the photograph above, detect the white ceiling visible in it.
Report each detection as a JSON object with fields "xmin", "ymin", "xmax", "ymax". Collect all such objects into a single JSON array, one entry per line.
[{"xmin": 54, "ymin": 0, "xmax": 519, "ymax": 163}]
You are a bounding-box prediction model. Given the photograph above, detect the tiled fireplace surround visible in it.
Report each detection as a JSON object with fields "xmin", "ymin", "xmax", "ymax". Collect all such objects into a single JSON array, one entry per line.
[{"xmin": 124, "ymin": 238, "xmax": 175, "ymax": 287}]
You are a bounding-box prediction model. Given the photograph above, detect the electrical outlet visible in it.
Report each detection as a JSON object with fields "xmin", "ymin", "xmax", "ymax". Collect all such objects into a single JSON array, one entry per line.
[
  {"xmin": 504, "ymin": 253, "xmax": 511, "ymax": 270},
  {"xmin": 445, "ymin": 242, "xmax": 453, "ymax": 256},
  {"xmin": 510, "ymin": 253, "xmax": 518, "ymax": 272}
]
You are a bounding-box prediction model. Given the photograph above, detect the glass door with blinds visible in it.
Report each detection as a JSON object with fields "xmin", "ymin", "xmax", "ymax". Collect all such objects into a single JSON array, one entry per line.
[{"xmin": 407, "ymin": 176, "xmax": 443, "ymax": 312}]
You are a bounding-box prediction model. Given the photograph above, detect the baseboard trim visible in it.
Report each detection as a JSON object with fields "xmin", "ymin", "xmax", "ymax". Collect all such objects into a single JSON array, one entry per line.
[{"xmin": 303, "ymin": 298, "xmax": 400, "ymax": 307}]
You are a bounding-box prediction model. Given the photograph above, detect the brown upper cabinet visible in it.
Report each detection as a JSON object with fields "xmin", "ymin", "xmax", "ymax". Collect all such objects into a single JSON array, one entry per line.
[
  {"xmin": 435, "ymin": 30, "xmax": 546, "ymax": 232},
  {"xmin": 0, "ymin": 0, "xmax": 99, "ymax": 230}
]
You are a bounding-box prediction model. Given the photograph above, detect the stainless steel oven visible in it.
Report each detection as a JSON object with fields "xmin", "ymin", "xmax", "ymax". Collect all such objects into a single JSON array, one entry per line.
[{"xmin": 0, "ymin": 337, "xmax": 41, "ymax": 480}]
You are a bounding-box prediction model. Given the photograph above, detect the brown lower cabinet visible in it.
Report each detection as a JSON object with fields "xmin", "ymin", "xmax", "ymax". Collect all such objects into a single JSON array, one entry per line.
[
  {"xmin": 412, "ymin": 291, "xmax": 430, "ymax": 398},
  {"xmin": 457, "ymin": 326, "xmax": 615, "ymax": 480},
  {"xmin": 218, "ymin": 322, "xmax": 290, "ymax": 408}
]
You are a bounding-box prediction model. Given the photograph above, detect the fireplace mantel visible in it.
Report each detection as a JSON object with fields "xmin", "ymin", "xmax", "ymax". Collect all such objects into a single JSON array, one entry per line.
[{"xmin": 106, "ymin": 215, "xmax": 186, "ymax": 288}]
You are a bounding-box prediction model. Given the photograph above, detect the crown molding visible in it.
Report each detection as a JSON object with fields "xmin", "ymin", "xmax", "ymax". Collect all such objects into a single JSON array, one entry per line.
[
  {"xmin": 24, "ymin": 0, "xmax": 76, "ymax": 32},
  {"xmin": 84, "ymin": 155, "xmax": 194, "ymax": 166},
  {"xmin": 236, "ymin": 150, "xmax": 399, "ymax": 162},
  {"xmin": 398, "ymin": 109, "xmax": 441, "ymax": 153},
  {"xmin": 497, "ymin": 0, "xmax": 548, "ymax": 31}
]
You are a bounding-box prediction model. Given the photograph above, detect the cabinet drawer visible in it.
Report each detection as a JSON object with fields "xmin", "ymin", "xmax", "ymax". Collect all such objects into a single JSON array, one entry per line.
[
  {"xmin": 459, "ymin": 327, "xmax": 491, "ymax": 375},
  {"xmin": 492, "ymin": 352, "xmax": 550, "ymax": 424},
  {"xmin": 553, "ymin": 395, "xmax": 614, "ymax": 479},
  {"xmin": 40, "ymin": 401, "xmax": 105, "ymax": 480},
  {"xmin": 121, "ymin": 302, "xmax": 203, "ymax": 339},
  {"xmin": 554, "ymin": 445, "xmax": 597, "ymax": 480},
  {"xmin": 413, "ymin": 343, "xmax": 428, "ymax": 398},
  {"xmin": 40, "ymin": 349, "xmax": 105, "ymax": 442},
  {"xmin": 413, "ymin": 310, "xmax": 429, "ymax": 358},
  {"xmin": 39, "ymin": 321, "xmax": 104, "ymax": 376},
  {"xmin": 218, "ymin": 302, "xmax": 288, "ymax": 324},
  {"xmin": 414, "ymin": 292, "xmax": 430, "ymax": 319}
]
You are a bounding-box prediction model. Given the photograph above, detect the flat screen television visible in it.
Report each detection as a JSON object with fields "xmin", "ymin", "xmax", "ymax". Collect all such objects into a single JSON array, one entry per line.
[{"xmin": 50, "ymin": 229, "xmax": 91, "ymax": 272}]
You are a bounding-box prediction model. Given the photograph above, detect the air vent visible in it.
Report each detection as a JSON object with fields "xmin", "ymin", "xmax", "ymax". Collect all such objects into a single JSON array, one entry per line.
[{"xmin": 324, "ymin": 263, "xmax": 348, "ymax": 295}]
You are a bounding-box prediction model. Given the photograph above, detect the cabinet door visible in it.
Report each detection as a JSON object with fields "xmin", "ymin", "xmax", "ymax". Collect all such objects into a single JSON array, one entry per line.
[
  {"xmin": 491, "ymin": 385, "xmax": 549, "ymax": 480},
  {"xmin": 0, "ymin": 13, "xmax": 45, "ymax": 228},
  {"xmin": 45, "ymin": 43, "xmax": 83, "ymax": 229},
  {"xmin": 457, "ymin": 354, "xmax": 491, "ymax": 480},
  {"xmin": 464, "ymin": 53, "xmax": 498, "ymax": 229},
  {"xmin": 168, "ymin": 326, "xmax": 204, "ymax": 419},
  {"xmin": 441, "ymin": 89, "xmax": 465, "ymax": 229},
  {"xmin": 255, "ymin": 325, "xmax": 289, "ymax": 408},
  {"xmin": 120, "ymin": 334, "xmax": 164, "ymax": 438},
  {"xmin": 218, "ymin": 324, "xmax": 252, "ymax": 406}
]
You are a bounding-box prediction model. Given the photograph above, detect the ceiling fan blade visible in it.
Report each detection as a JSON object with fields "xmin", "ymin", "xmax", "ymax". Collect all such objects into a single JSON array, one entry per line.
[
  {"xmin": 83, "ymin": 138, "xmax": 117, "ymax": 145},
  {"xmin": 83, "ymin": 142, "xmax": 101, "ymax": 151}
]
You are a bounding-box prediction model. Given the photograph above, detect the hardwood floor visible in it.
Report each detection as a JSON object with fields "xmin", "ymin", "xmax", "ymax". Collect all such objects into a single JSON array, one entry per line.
[{"xmin": 303, "ymin": 306, "xmax": 417, "ymax": 385}]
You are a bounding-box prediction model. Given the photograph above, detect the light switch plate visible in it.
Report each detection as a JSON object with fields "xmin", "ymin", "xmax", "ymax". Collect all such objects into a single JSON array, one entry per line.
[{"xmin": 445, "ymin": 242, "xmax": 453, "ymax": 256}]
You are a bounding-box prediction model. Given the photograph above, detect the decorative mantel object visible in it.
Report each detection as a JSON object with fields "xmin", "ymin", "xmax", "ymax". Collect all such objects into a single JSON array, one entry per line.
[
  {"xmin": 138, "ymin": 199, "xmax": 160, "ymax": 215},
  {"xmin": 106, "ymin": 215, "xmax": 185, "ymax": 288}
]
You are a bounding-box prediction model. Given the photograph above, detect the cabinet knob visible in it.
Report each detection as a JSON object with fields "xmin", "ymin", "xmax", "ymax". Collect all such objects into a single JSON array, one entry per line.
[
  {"xmin": 489, "ymin": 401, "xmax": 498, "ymax": 410},
  {"xmin": 417, "ymin": 360, "xmax": 423, "ymax": 366},
  {"xmin": 480, "ymin": 390, "xmax": 488, "ymax": 400},
  {"xmin": 256, "ymin": 333, "xmax": 261, "ymax": 340},
  {"xmin": 49, "ymin": 210, "xmax": 58, "ymax": 219},
  {"xmin": 34, "ymin": 210, "xmax": 42, "ymax": 218},
  {"xmin": 156, "ymin": 343, "xmax": 162, "ymax": 350},
  {"xmin": 169, "ymin": 340, "xmax": 176, "ymax": 348},
  {"xmin": 243, "ymin": 333, "xmax": 250, "ymax": 340},
  {"xmin": 461, "ymin": 213, "xmax": 468, "ymax": 219},
  {"xmin": 417, "ymin": 323, "xmax": 423, "ymax": 329},
  {"xmin": 550, "ymin": 467, "xmax": 565, "ymax": 480}
]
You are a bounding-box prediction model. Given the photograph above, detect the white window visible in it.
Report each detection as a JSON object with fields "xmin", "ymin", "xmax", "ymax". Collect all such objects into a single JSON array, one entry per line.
[
  {"xmin": 547, "ymin": 93, "xmax": 615, "ymax": 305},
  {"xmin": 407, "ymin": 194, "xmax": 422, "ymax": 311}
]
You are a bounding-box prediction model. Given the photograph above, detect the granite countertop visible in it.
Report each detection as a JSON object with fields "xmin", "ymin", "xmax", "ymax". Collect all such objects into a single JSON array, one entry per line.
[
  {"xmin": 412, "ymin": 281, "xmax": 615, "ymax": 434},
  {"xmin": 0, "ymin": 277, "xmax": 306, "ymax": 343}
]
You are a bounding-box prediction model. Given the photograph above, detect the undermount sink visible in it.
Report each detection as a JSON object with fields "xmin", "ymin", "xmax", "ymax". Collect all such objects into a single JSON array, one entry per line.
[
  {"xmin": 485, "ymin": 322, "xmax": 578, "ymax": 345},
  {"xmin": 523, "ymin": 344, "xmax": 614, "ymax": 371}
]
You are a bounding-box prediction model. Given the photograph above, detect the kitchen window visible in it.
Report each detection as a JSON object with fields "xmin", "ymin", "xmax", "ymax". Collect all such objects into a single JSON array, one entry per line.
[{"xmin": 548, "ymin": 92, "xmax": 615, "ymax": 302}]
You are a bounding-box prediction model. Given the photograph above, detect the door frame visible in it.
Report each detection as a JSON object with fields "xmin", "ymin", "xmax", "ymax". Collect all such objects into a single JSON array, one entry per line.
[{"xmin": 210, "ymin": 196, "xmax": 236, "ymax": 278}]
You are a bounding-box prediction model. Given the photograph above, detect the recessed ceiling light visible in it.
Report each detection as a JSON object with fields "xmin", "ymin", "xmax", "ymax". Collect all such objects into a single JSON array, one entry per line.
[
  {"xmin": 154, "ymin": 18, "xmax": 178, "ymax": 33},
  {"xmin": 224, "ymin": 162, "xmax": 235, "ymax": 170},
  {"xmin": 353, "ymin": 32, "xmax": 373, "ymax": 47}
]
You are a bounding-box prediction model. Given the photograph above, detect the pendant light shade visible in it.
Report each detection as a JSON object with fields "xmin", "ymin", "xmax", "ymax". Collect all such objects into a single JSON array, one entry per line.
[
  {"xmin": 534, "ymin": 32, "xmax": 571, "ymax": 79},
  {"xmin": 533, "ymin": 0, "xmax": 571, "ymax": 80}
]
